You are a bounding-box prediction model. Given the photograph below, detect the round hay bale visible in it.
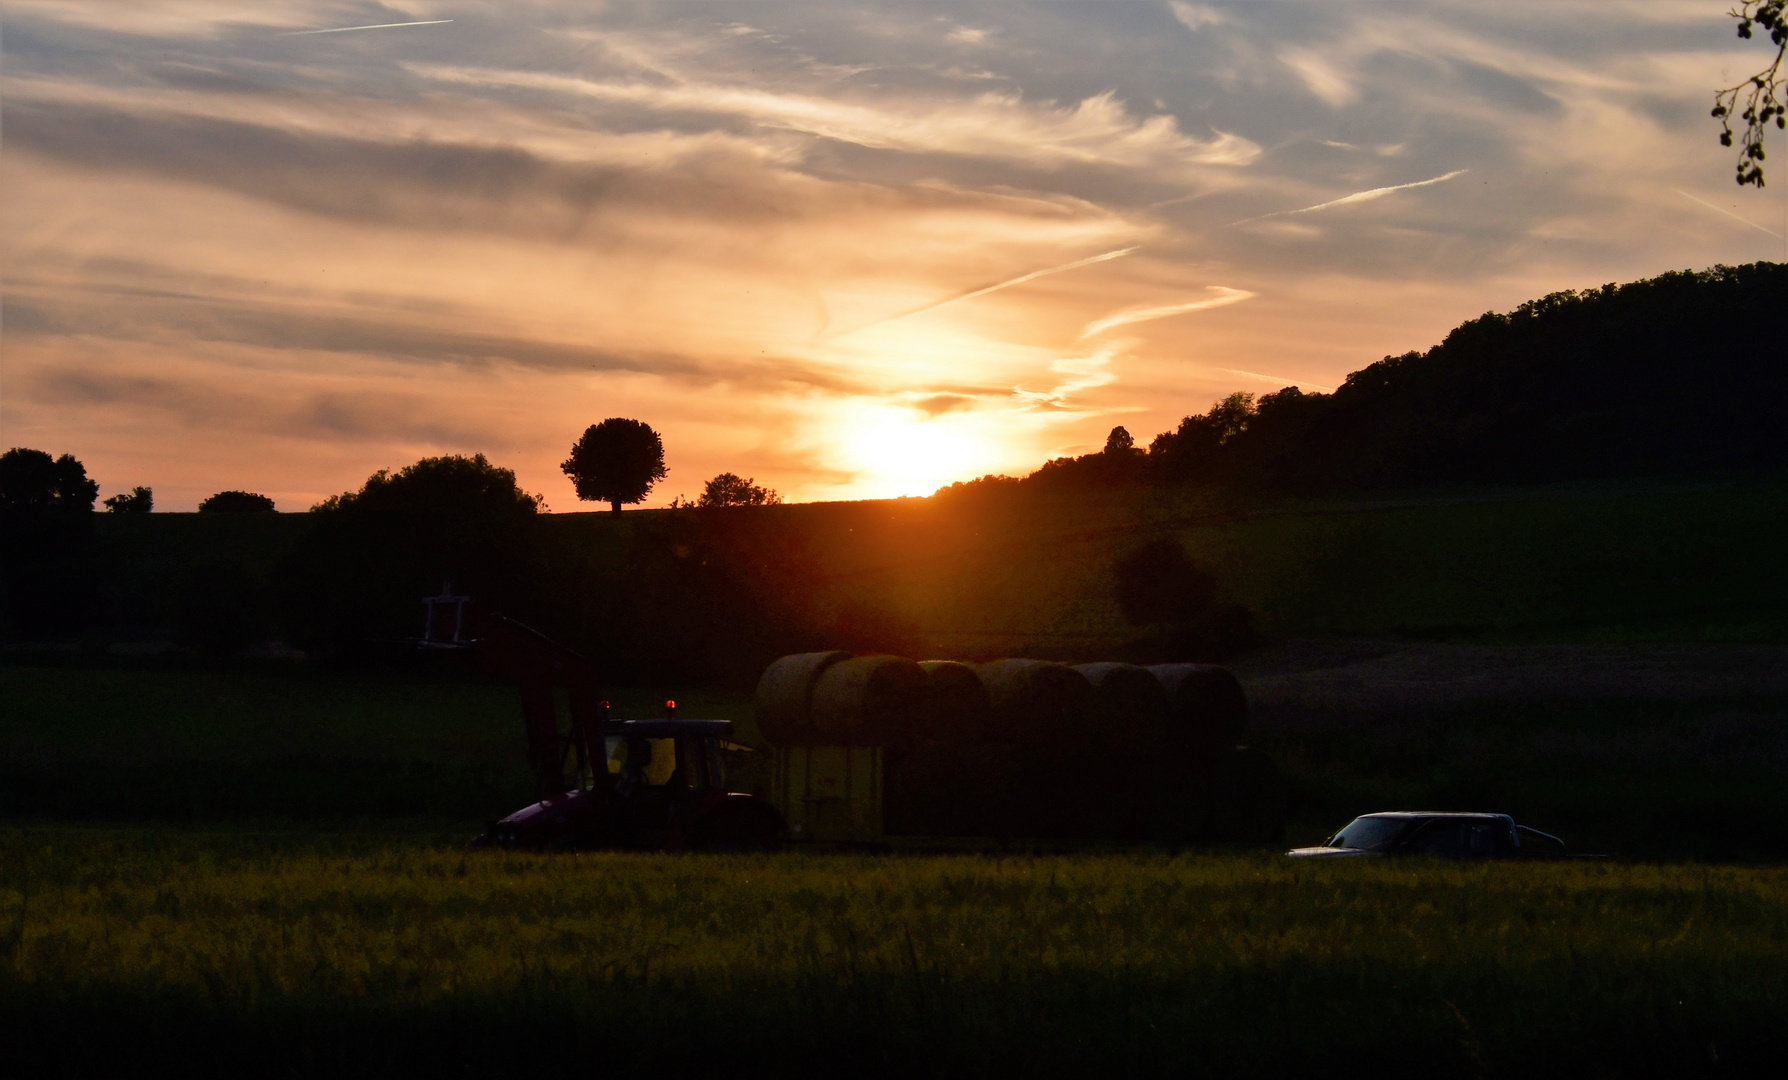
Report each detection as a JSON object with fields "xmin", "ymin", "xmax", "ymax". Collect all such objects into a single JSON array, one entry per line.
[
  {"xmin": 754, "ymin": 651, "xmax": 850, "ymax": 745},
  {"xmin": 810, "ymin": 654, "xmax": 929, "ymax": 745},
  {"xmin": 973, "ymin": 659, "xmax": 1093, "ymax": 745},
  {"xmin": 1072, "ymin": 663, "xmax": 1169, "ymax": 758},
  {"xmin": 1148, "ymin": 663, "xmax": 1247, "ymax": 761},
  {"xmin": 1071, "ymin": 662, "xmax": 1170, "ymax": 838},
  {"xmin": 916, "ymin": 660, "xmax": 989, "ymax": 744}
]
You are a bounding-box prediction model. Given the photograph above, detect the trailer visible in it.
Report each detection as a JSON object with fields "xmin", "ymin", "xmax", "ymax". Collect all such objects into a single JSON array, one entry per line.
[{"xmin": 755, "ymin": 652, "xmax": 1284, "ymax": 846}]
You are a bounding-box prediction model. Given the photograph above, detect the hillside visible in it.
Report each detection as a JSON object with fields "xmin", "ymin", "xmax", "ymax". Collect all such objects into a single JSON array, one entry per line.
[{"xmin": 1031, "ymin": 262, "xmax": 1788, "ymax": 493}]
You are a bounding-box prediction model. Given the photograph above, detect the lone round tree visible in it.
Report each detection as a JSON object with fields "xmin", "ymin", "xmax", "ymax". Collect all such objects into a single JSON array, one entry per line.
[{"xmin": 561, "ymin": 418, "xmax": 668, "ymax": 513}]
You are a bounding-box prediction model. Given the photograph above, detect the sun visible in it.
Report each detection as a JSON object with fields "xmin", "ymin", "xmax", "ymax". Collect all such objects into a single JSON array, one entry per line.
[{"xmin": 833, "ymin": 403, "xmax": 999, "ymax": 499}]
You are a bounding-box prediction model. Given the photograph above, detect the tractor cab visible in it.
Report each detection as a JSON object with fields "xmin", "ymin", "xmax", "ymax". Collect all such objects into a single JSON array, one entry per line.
[{"xmin": 598, "ymin": 717, "xmax": 733, "ymax": 847}]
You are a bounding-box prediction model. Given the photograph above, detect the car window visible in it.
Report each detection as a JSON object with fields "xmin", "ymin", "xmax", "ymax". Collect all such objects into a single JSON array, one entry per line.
[
  {"xmin": 1408, "ymin": 822, "xmax": 1467, "ymax": 856},
  {"xmin": 1408, "ymin": 820, "xmax": 1497, "ymax": 856},
  {"xmin": 1330, "ymin": 816, "xmax": 1411, "ymax": 850}
]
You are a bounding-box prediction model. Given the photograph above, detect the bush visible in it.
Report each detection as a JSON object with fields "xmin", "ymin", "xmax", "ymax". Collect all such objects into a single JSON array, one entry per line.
[
  {"xmin": 199, "ymin": 491, "xmax": 275, "ymax": 513},
  {"xmin": 697, "ymin": 473, "xmax": 781, "ymax": 508},
  {"xmin": 276, "ymin": 455, "xmax": 541, "ymax": 656},
  {"xmin": 103, "ymin": 487, "xmax": 154, "ymax": 514}
]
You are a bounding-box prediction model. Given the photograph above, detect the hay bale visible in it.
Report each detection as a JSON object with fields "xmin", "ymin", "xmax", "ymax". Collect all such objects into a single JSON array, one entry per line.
[
  {"xmin": 972, "ymin": 659, "xmax": 1093, "ymax": 837},
  {"xmin": 1072, "ymin": 663, "xmax": 1169, "ymax": 758},
  {"xmin": 916, "ymin": 660, "xmax": 989, "ymax": 744},
  {"xmin": 754, "ymin": 651, "xmax": 850, "ymax": 745},
  {"xmin": 881, "ymin": 662, "xmax": 996, "ymax": 837},
  {"xmin": 1070, "ymin": 662, "xmax": 1171, "ymax": 837},
  {"xmin": 973, "ymin": 659, "xmax": 1093, "ymax": 745},
  {"xmin": 810, "ymin": 654, "xmax": 929, "ymax": 745},
  {"xmin": 1148, "ymin": 663, "xmax": 1247, "ymax": 761}
]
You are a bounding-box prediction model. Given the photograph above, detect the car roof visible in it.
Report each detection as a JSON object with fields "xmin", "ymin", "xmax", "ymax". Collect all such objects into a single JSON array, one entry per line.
[{"xmin": 1356, "ymin": 811, "xmax": 1511, "ymax": 820}]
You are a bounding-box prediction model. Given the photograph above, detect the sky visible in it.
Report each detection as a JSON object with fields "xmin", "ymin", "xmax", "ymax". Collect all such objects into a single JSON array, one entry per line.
[{"xmin": 2, "ymin": 1, "xmax": 1785, "ymax": 511}]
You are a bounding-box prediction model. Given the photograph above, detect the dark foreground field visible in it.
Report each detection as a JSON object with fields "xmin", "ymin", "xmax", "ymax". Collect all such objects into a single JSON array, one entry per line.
[
  {"xmin": 4, "ymin": 635, "xmax": 1787, "ymax": 1076},
  {"xmin": 4, "ymin": 828, "xmax": 1785, "ymax": 1079}
]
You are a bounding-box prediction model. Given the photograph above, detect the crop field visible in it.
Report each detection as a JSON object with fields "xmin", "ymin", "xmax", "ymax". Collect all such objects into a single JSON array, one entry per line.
[{"xmin": 2, "ymin": 828, "xmax": 1783, "ymax": 1078}]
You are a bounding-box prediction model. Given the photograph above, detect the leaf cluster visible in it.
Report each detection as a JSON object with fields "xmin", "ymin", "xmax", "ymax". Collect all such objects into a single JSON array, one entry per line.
[{"xmin": 1713, "ymin": 0, "xmax": 1787, "ymax": 185}]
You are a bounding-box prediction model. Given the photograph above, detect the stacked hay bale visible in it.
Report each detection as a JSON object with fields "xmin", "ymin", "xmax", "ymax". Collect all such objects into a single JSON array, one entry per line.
[
  {"xmin": 754, "ymin": 651, "xmax": 851, "ymax": 745},
  {"xmin": 754, "ymin": 651, "xmax": 1275, "ymax": 843},
  {"xmin": 973, "ymin": 660, "xmax": 1094, "ymax": 836},
  {"xmin": 1072, "ymin": 663, "xmax": 1170, "ymax": 837},
  {"xmin": 1148, "ymin": 664, "xmax": 1277, "ymax": 840},
  {"xmin": 885, "ymin": 661, "xmax": 996, "ymax": 836},
  {"xmin": 914, "ymin": 661, "xmax": 987, "ymax": 744},
  {"xmin": 809, "ymin": 655, "xmax": 929, "ymax": 744}
]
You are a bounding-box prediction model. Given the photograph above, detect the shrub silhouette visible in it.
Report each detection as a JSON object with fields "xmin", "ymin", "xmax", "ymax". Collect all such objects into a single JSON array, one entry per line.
[
  {"xmin": 278, "ymin": 455, "xmax": 542, "ymax": 655},
  {"xmin": 698, "ymin": 473, "xmax": 781, "ymax": 508},
  {"xmin": 104, "ymin": 487, "xmax": 153, "ymax": 513},
  {"xmin": 199, "ymin": 491, "xmax": 274, "ymax": 513},
  {"xmin": 1113, "ymin": 538, "xmax": 1218, "ymax": 628}
]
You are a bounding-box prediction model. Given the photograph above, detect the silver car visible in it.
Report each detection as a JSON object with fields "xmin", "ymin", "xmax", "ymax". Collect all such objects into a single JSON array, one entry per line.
[{"xmin": 1287, "ymin": 811, "xmax": 1567, "ymax": 859}]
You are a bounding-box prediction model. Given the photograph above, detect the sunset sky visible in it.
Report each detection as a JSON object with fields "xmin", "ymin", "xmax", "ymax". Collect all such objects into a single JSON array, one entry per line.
[{"xmin": 3, "ymin": 1, "xmax": 1784, "ymax": 510}]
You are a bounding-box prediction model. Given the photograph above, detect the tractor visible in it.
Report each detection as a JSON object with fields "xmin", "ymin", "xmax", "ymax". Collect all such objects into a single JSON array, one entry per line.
[{"xmin": 420, "ymin": 587, "xmax": 784, "ymax": 851}]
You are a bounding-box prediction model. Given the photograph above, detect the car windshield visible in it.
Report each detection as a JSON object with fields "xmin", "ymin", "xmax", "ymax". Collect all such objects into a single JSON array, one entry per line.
[{"xmin": 1329, "ymin": 816, "xmax": 1413, "ymax": 850}]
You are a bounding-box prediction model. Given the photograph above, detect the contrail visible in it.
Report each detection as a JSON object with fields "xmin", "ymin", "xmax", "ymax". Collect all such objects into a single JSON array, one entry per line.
[
  {"xmin": 1081, "ymin": 286, "xmax": 1254, "ymax": 338},
  {"xmin": 284, "ymin": 20, "xmax": 454, "ymax": 36},
  {"xmin": 828, "ymin": 246, "xmax": 1139, "ymax": 339},
  {"xmin": 1672, "ymin": 188, "xmax": 1783, "ymax": 239},
  {"xmin": 1232, "ymin": 168, "xmax": 1467, "ymax": 226},
  {"xmin": 1219, "ymin": 368, "xmax": 1336, "ymax": 392}
]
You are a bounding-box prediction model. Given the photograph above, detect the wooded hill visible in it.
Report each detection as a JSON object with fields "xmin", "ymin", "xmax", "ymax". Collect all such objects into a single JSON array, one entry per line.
[{"xmin": 1010, "ymin": 262, "xmax": 1787, "ymax": 495}]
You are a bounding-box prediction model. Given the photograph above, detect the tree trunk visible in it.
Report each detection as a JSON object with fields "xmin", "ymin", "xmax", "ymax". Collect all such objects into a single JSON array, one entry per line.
[{"xmin": 610, "ymin": 499, "xmax": 622, "ymax": 514}]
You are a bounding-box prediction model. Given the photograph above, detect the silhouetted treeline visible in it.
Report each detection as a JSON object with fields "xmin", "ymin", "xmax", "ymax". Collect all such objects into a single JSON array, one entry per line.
[{"xmin": 1008, "ymin": 262, "xmax": 1787, "ymax": 495}]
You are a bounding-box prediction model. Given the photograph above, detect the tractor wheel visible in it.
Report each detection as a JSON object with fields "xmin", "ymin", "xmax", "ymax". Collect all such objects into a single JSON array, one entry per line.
[{"xmin": 693, "ymin": 806, "xmax": 782, "ymax": 852}]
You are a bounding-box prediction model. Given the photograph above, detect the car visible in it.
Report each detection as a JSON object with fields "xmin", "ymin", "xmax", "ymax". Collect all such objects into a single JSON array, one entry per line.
[{"xmin": 1286, "ymin": 812, "xmax": 1568, "ymax": 859}]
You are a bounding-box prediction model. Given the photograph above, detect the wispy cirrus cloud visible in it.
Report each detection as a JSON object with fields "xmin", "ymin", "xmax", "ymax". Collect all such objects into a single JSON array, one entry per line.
[
  {"xmin": 411, "ymin": 64, "xmax": 1261, "ymax": 172},
  {"xmin": 1082, "ymin": 286, "xmax": 1255, "ymax": 337},
  {"xmin": 1014, "ymin": 346, "xmax": 1121, "ymax": 411}
]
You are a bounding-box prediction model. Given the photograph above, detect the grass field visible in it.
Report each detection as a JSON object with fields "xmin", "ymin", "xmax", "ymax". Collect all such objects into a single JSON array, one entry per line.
[{"xmin": 4, "ymin": 828, "xmax": 1785, "ymax": 1078}]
